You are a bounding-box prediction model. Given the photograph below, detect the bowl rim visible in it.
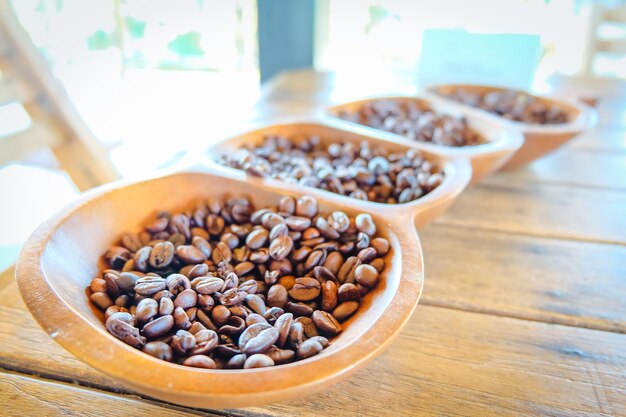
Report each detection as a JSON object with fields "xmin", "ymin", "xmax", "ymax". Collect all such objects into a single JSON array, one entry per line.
[
  {"xmin": 323, "ymin": 95, "xmax": 524, "ymax": 158},
  {"xmin": 15, "ymin": 169, "xmax": 424, "ymax": 404},
  {"xmin": 424, "ymin": 83, "xmax": 598, "ymax": 134}
]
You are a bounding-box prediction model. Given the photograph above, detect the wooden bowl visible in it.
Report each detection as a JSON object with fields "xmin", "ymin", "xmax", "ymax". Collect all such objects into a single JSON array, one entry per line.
[
  {"xmin": 16, "ymin": 165, "xmax": 428, "ymax": 409},
  {"xmin": 205, "ymin": 120, "xmax": 472, "ymax": 228},
  {"xmin": 427, "ymin": 84, "xmax": 597, "ymax": 170},
  {"xmin": 325, "ymin": 96, "xmax": 524, "ymax": 184}
]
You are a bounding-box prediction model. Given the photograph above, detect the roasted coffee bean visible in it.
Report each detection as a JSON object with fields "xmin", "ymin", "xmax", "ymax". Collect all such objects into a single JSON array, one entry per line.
[
  {"xmin": 105, "ymin": 305, "xmax": 128, "ymax": 320},
  {"xmin": 296, "ymin": 338, "xmax": 324, "ymax": 359},
  {"xmin": 279, "ymin": 275, "xmax": 296, "ymax": 290},
  {"xmin": 267, "ymin": 284, "xmax": 288, "ymax": 308},
  {"xmin": 263, "ymin": 307, "xmax": 284, "ymax": 323},
  {"xmin": 174, "ymin": 289, "xmax": 197, "ymax": 309},
  {"xmin": 134, "ymin": 276, "xmax": 166, "ymax": 296},
  {"xmin": 370, "ymin": 257, "xmax": 385, "ymax": 273},
  {"xmin": 90, "ymin": 292, "xmax": 113, "ymax": 310},
  {"xmin": 274, "ymin": 312, "xmax": 293, "ymax": 347},
  {"xmin": 143, "ymin": 341, "xmax": 173, "ymax": 361},
  {"xmin": 134, "ymin": 246, "xmax": 152, "ymax": 272},
  {"xmin": 149, "ymin": 241, "xmax": 175, "ymax": 269},
  {"xmin": 173, "ymin": 307, "xmax": 192, "ymax": 330},
  {"xmin": 115, "ymin": 294, "xmax": 131, "ymax": 308},
  {"xmin": 234, "ymin": 261, "xmax": 255, "ymax": 276},
  {"xmin": 286, "ymin": 301, "xmax": 314, "ymax": 317},
  {"xmin": 289, "ymin": 277, "xmax": 321, "ymax": 301},
  {"xmin": 105, "ymin": 247, "xmax": 131, "ymax": 269},
  {"xmin": 322, "ymin": 281, "xmax": 338, "ymax": 312},
  {"xmin": 225, "ymin": 353, "xmax": 247, "ymax": 368},
  {"xmin": 142, "ymin": 315, "xmax": 174, "ymax": 338},
  {"xmin": 220, "ymin": 288, "xmax": 247, "ymax": 306},
  {"xmin": 239, "ymin": 323, "xmax": 278, "ymax": 354},
  {"xmin": 166, "ymin": 273, "xmax": 190, "ymax": 295},
  {"xmin": 176, "ymin": 245, "xmax": 206, "ymax": 264},
  {"xmin": 121, "ymin": 233, "xmax": 143, "ymax": 252},
  {"xmin": 269, "ymin": 235, "xmax": 293, "ymax": 260},
  {"xmin": 304, "ymin": 250, "xmax": 325, "ymax": 271},
  {"xmin": 238, "ymin": 279, "xmax": 258, "ymax": 294},
  {"xmin": 196, "ymin": 309, "xmax": 218, "ymax": 331},
  {"xmin": 115, "ymin": 272, "xmax": 140, "ymax": 292},
  {"xmin": 323, "ymin": 252, "xmax": 344, "ymax": 276},
  {"xmin": 168, "ymin": 233, "xmax": 186, "ymax": 248},
  {"xmin": 332, "ymin": 301, "xmax": 360, "ymax": 321},
  {"xmin": 338, "ymin": 256, "xmax": 360, "ymax": 283},
  {"xmin": 338, "ymin": 283, "xmax": 361, "ymax": 302},
  {"xmin": 246, "ymin": 313, "xmax": 268, "ymax": 326},
  {"xmin": 206, "ymin": 214, "xmax": 225, "ymax": 236},
  {"xmin": 357, "ymin": 247, "xmax": 378, "ymax": 263},
  {"xmin": 355, "ymin": 213, "xmax": 376, "ymax": 236},
  {"xmin": 192, "ymin": 276, "xmax": 224, "ymax": 295},
  {"xmin": 135, "ymin": 298, "xmax": 158, "ymax": 322},
  {"xmin": 218, "ymin": 316, "xmax": 246, "ymax": 335},
  {"xmin": 171, "ymin": 330, "xmax": 196, "ymax": 354},
  {"xmin": 354, "ymin": 264, "xmax": 379, "ymax": 288},
  {"xmin": 295, "ymin": 196, "xmax": 318, "ymax": 218},
  {"xmin": 312, "ymin": 310, "xmax": 342, "ymax": 336},
  {"xmin": 159, "ymin": 297, "xmax": 175, "ymax": 316},
  {"xmin": 296, "ymin": 316, "xmax": 319, "ymax": 338},
  {"xmin": 266, "ymin": 346, "xmax": 295, "ymax": 364},
  {"xmin": 211, "ymin": 241, "xmax": 232, "ymax": 264},
  {"xmin": 212, "ymin": 305, "xmax": 231, "ymax": 326},
  {"xmin": 246, "ymin": 228, "xmax": 269, "ymax": 249},
  {"xmin": 244, "ymin": 354, "xmax": 274, "ymax": 369},
  {"xmin": 292, "ymin": 246, "xmax": 312, "ymax": 262},
  {"xmin": 90, "ymin": 278, "xmax": 107, "ymax": 294},
  {"xmin": 189, "ymin": 329, "xmax": 219, "ymax": 355},
  {"xmin": 279, "ymin": 196, "xmax": 296, "ymax": 214},
  {"xmin": 245, "ymin": 294, "xmax": 267, "ymax": 315},
  {"xmin": 371, "ymin": 237, "xmax": 390, "ymax": 256},
  {"xmin": 315, "ymin": 217, "xmax": 340, "ymax": 239},
  {"xmin": 183, "ymin": 355, "xmax": 216, "ymax": 369},
  {"xmin": 287, "ymin": 321, "xmax": 305, "ymax": 348},
  {"xmin": 249, "ymin": 248, "xmax": 270, "ymax": 263},
  {"xmin": 262, "ymin": 212, "xmax": 285, "ymax": 229},
  {"xmin": 106, "ymin": 312, "xmax": 145, "ymax": 348}
]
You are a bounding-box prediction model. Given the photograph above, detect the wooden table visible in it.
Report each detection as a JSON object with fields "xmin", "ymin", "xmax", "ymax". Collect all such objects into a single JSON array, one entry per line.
[{"xmin": 2, "ymin": 71, "xmax": 625, "ymax": 416}]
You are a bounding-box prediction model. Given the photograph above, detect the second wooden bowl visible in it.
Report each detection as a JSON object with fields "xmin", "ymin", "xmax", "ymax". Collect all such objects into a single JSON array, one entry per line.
[
  {"xmin": 16, "ymin": 167, "xmax": 425, "ymax": 409},
  {"xmin": 427, "ymin": 83, "xmax": 597, "ymax": 170}
]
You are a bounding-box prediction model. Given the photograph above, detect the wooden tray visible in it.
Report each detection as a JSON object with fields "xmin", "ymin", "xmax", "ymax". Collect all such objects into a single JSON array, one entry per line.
[
  {"xmin": 325, "ymin": 96, "xmax": 524, "ymax": 184},
  {"xmin": 426, "ymin": 83, "xmax": 597, "ymax": 169}
]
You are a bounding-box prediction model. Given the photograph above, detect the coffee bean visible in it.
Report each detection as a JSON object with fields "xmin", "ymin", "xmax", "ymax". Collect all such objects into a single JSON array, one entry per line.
[
  {"xmin": 106, "ymin": 312, "xmax": 145, "ymax": 348},
  {"xmin": 115, "ymin": 272, "xmax": 140, "ymax": 292},
  {"xmin": 244, "ymin": 354, "xmax": 274, "ymax": 369},
  {"xmin": 212, "ymin": 305, "xmax": 231, "ymax": 326},
  {"xmin": 121, "ymin": 233, "xmax": 143, "ymax": 252},
  {"xmin": 105, "ymin": 247, "xmax": 131, "ymax": 269},
  {"xmin": 143, "ymin": 341, "xmax": 173, "ymax": 361},
  {"xmin": 246, "ymin": 228, "xmax": 269, "ymax": 249},
  {"xmin": 370, "ymin": 257, "xmax": 385, "ymax": 273},
  {"xmin": 371, "ymin": 237, "xmax": 390, "ymax": 256},
  {"xmin": 219, "ymin": 316, "xmax": 246, "ymax": 335},
  {"xmin": 90, "ymin": 278, "xmax": 107, "ymax": 294},
  {"xmin": 245, "ymin": 294, "xmax": 267, "ymax": 315},
  {"xmin": 355, "ymin": 213, "xmax": 376, "ymax": 236},
  {"xmin": 267, "ymin": 284, "xmax": 288, "ymax": 308},
  {"xmin": 296, "ymin": 316, "xmax": 319, "ymax": 338},
  {"xmin": 166, "ymin": 273, "xmax": 190, "ymax": 295},
  {"xmin": 176, "ymin": 245, "xmax": 206, "ymax": 264},
  {"xmin": 296, "ymin": 338, "xmax": 324, "ymax": 359},
  {"xmin": 190, "ymin": 329, "xmax": 219, "ymax": 355},
  {"xmin": 171, "ymin": 330, "xmax": 196, "ymax": 354},
  {"xmin": 173, "ymin": 307, "xmax": 191, "ymax": 330},
  {"xmin": 159, "ymin": 297, "xmax": 174, "ymax": 316},
  {"xmin": 142, "ymin": 315, "xmax": 174, "ymax": 338},
  {"xmin": 266, "ymin": 346, "xmax": 295, "ymax": 364},
  {"xmin": 174, "ymin": 289, "xmax": 197, "ymax": 309},
  {"xmin": 289, "ymin": 277, "xmax": 321, "ymax": 301},
  {"xmin": 269, "ymin": 235, "xmax": 293, "ymax": 260},
  {"xmin": 323, "ymin": 252, "xmax": 344, "ymax": 276},
  {"xmin": 183, "ymin": 355, "xmax": 216, "ymax": 369},
  {"xmin": 322, "ymin": 280, "xmax": 338, "ymax": 312},
  {"xmin": 357, "ymin": 247, "xmax": 377, "ymax": 263},
  {"xmin": 246, "ymin": 313, "xmax": 268, "ymax": 326},
  {"xmin": 134, "ymin": 246, "xmax": 152, "ymax": 272},
  {"xmin": 135, "ymin": 298, "xmax": 158, "ymax": 322},
  {"xmin": 105, "ymin": 305, "xmax": 128, "ymax": 320},
  {"xmin": 279, "ymin": 196, "xmax": 296, "ymax": 214},
  {"xmin": 134, "ymin": 276, "xmax": 166, "ymax": 296},
  {"xmin": 274, "ymin": 312, "xmax": 293, "ymax": 347},
  {"xmin": 354, "ymin": 264, "xmax": 379, "ymax": 288},
  {"xmin": 295, "ymin": 196, "xmax": 318, "ymax": 218},
  {"xmin": 239, "ymin": 323, "xmax": 278, "ymax": 354},
  {"xmin": 149, "ymin": 241, "xmax": 175, "ymax": 269},
  {"xmin": 312, "ymin": 310, "xmax": 342, "ymax": 336},
  {"xmin": 212, "ymin": 241, "xmax": 232, "ymax": 264},
  {"xmin": 338, "ymin": 256, "xmax": 360, "ymax": 283},
  {"xmin": 332, "ymin": 301, "xmax": 360, "ymax": 321},
  {"xmin": 191, "ymin": 276, "xmax": 223, "ymax": 295},
  {"xmin": 90, "ymin": 292, "xmax": 113, "ymax": 310}
]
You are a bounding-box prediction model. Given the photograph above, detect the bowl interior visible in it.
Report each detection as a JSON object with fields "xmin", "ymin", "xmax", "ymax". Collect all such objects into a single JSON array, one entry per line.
[
  {"xmin": 26, "ymin": 171, "xmax": 419, "ymax": 401},
  {"xmin": 430, "ymin": 84, "xmax": 583, "ymax": 122},
  {"xmin": 325, "ymin": 96, "xmax": 514, "ymax": 149}
]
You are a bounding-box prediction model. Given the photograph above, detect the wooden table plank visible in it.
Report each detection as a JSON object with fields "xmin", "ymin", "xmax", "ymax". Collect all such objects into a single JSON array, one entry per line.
[
  {"xmin": 0, "ymin": 371, "xmax": 216, "ymax": 417},
  {"xmin": 435, "ymin": 182, "xmax": 626, "ymax": 245},
  {"xmin": 420, "ymin": 224, "xmax": 626, "ymax": 333},
  {"xmin": 1, "ymin": 283, "xmax": 625, "ymax": 416}
]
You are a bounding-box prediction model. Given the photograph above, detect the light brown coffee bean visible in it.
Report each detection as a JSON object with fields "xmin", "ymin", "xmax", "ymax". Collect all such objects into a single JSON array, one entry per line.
[
  {"xmin": 183, "ymin": 355, "xmax": 216, "ymax": 369},
  {"xmin": 269, "ymin": 223, "xmax": 289, "ymax": 240},
  {"xmin": 354, "ymin": 264, "xmax": 379, "ymax": 288},
  {"xmin": 246, "ymin": 313, "xmax": 268, "ymax": 326},
  {"xmin": 286, "ymin": 301, "xmax": 314, "ymax": 317},
  {"xmin": 90, "ymin": 292, "xmax": 113, "ymax": 310},
  {"xmin": 106, "ymin": 312, "xmax": 145, "ymax": 348},
  {"xmin": 133, "ymin": 246, "xmax": 152, "ymax": 272},
  {"xmin": 212, "ymin": 305, "xmax": 231, "ymax": 326},
  {"xmin": 212, "ymin": 241, "xmax": 232, "ymax": 263},
  {"xmin": 239, "ymin": 323, "xmax": 278, "ymax": 354},
  {"xmin": 135, "ymin": 298, "xmax": 158, "ymax": 322},
  {"xmin": 90, "ymin": 278, "xmax": 107, "ymax": 294},
  {"xmin": 287, "ymin": 321, "xmax": 305, "ymax": 348},
  {"xmin": 267, "ymin": 284, "xmax": 288, "ymax": 308},
  {"xmin": 105, "ymin": 305, "xmax": 128, "ymax": 320},
  {"xmin": 357, "ymin": 247, "xmax": 377, "ymax": 263},
  {"xmin": 190, "ymin": 329, "xmax": 219, "ymax": 355},
  {"xmin": 296, "ymin": 196, "xmax": 318, "ymax": 218},
  {"xmin": 322, "ymin": 280, "xmax": 338, "ymax": 312},
  {"xmin": 173, "ymin": 307, "xmax": 192, "ymax": 330},
  {"xmin": 338, "ymin": 283, "xmax": 361, "ymax": 302},
  {"xmin": 134, "ymin": 276, "xmax": 166, "ymax": 296},
  {"xmin": 148, "ymin": 241, "xmax": 175, "ymax": 269},
  {"xmin": 159, "ymin": 297, "xmax": 174, "ymax": 316},
  {"xmin": 174, "ymin": 289, "xmax": 197, "ymax": 309},
  {"xmin": 332, "ymin": 301, "xmax": 359, "ymax": 321},
  {"xmin": 323, "ymin": 251, "xmax": 344, "ymax": 276},
  {"xmin": 371, "ymin": 237, "xmax": 390, "ymax": 256},
  {"xmin": 192, "ymin": 276, "xmax": 224, "ymax": 295},
  {"xmin": 246, "ymin": 228, "xmax": 269, "ymax": 249},
  {"xmin": 176, "ymin": 245, "xmax": 207, "ymax": 264},
  {"xmin": 166, "ymin": 273, "xmax": 190, "ymax": 295},
  {"xmin": 245, "ymin": 293, "xmax": 267, "ymax": 315},
  {"xmin": 171, "ymin": 329, "xmax": 196, "ymax": 354},
  {"xmin": 244, "ymin": 354, "xmax": 274, "ymax": 369},
  {"xmin": 296, "ymin": 338, "xmax": 324, "ymax": 359},
  {"xmin": 327, "ymin": 211, "xmax": 350, "ymax": 233},
  {"xmin": 274, "ymin": 312, "xmax": 293, "ymax": 347},
  {"xmin": 142, "ymin": 315, "xmax": 174, "ymax": 338},
  {"xmin": 234, "ymin": 261, "xmax": 255, "ymax": 276},
  {"xmin": 266, "ymin": 346, "xmax": 295, "ymax": 364},
  {"xmin": 338, "ymin": 256, "xmax": 360, "ymax": 283},
  {"xmin": 143, "ymin": 341, "xmax": 173, "ymax": 361},
  {"xmin": 296, "ymin": 316, "xmax": 319, "ymax": 338}
]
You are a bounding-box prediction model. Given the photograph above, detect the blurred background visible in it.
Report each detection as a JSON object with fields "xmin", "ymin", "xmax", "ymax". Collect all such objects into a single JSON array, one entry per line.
[{"xmin": 1, "ymin": 0, "xmax": 625, "ymax": 270}]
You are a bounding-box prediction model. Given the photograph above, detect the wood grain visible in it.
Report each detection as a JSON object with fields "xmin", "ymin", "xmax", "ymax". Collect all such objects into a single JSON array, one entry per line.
[
  {"xmin": 420, "ymin": 224, "xmax": 626, "ymax": 332},
  {"xmin": 484, "ymin": 147, "xmax": 626, "ymax": 190},
  {"xmin": 0, "ymin": 371, "xmax": 218, "ymax": 417},
  {"xmin": 1, "ymin": 282, "xmax": 625, "ymax": 416},
  {"xmin": 435, "ymin": 182, "xmax": 626, "ymax": 245}
]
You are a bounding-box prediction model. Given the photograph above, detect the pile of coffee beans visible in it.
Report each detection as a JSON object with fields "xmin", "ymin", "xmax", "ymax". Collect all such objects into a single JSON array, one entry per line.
[
  {"xmin": 89, "ymin": 195, "xmax": 389, "ymax": 369},
  {"xmin": 219, "ymin": 135, "xmax": 444, "ymax": 204},
  {"xmin": 443, "ymin": 89, "xmax": 569, "ymax": 124},
  {"xmin": 334, "ymin": 99, "xmax": 484, "ymax": 146}
]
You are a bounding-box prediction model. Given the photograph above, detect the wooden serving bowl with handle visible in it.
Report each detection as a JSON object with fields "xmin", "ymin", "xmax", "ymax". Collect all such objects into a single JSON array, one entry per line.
[
  {"xmin": 427, "ymin": 83, "xmax": 597, "ymax": 170},
  {"xmin": 325, "ymin": 96, "xmax": 523, "ymax": 184},
  {"xmin": 16, "ymin": 120, "xmax": 470, "ymax": 408}
]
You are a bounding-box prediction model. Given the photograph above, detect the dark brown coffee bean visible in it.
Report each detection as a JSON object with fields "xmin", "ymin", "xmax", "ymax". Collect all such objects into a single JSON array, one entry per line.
[
  {"xmin": 338, "ymin": 256, "xmax": 360, "ymax": 283},
  {"xmin": 285, "ymin": 301, "xmax": 313, "ymax": 317},
  {"xmin": 133, "ymin": 246, "xmax": 152, "ymax": 272},
  {"xmin": 292, "ymin": 246, "xmax": 312, "ymax": 262},
  {"xmin": 239, "ymin": 323, "xmax": 278, "ymax": 354},
  {"xmin": 296, "ymin": 316, "xmax": 319, "ymax": 338},
  {"xmin": 115, "ymin": 272, "xmax": 140, "ymax": 292},
  {"xmin": 206, "ymin": 214, "xmax": 225, "ymax": 235},
  {"xmin": 371, "ymin": 237, "xmax": 390, "ymax": 256},
  {"xmin": 322, "ymin": 252, "xmax": 343, "ymax": 276},
  {"xmin": 312, "ymin": 310, "xmax": 342, "ymax": 336},
  {"xmin": 288, "ymin": 277, "xmax": 321, "ymax": 301},
  {"xmin": 354, "ymin": 264, "xmax": 379, "ymax": 288},
  {"xmin": 196, "ymin": 308, "xmax": 218, "ymax": 331},
  {"xmin": 197, "ymin": 294, "xmax": 214, "ymax": 310},
  {"xmin": 274, "ymin": 312, "xmax": 293, "ymax": 347},
  {"xmin": 246, "ymin": 228, "xmax": 269, "ymax": 249},
  {"xmin": 183, "ymin": 355, "xmax": 216, "ymax": 368},
  {"xmin": 149, "ymin": 241, "xmax": 175, "ymax": 269},
  {"xmin": 212, "ymin": 305, "xmax": 231, "ymax": 326},
  {"xmin": 159, "ymin": 297, "xmax": 174, "ymax": 316},
  {"xmin": 269, "ymin": 235, "xmax": 293, "ymax": 260},
  {"xmin": 287, "ymin": 321, "xmax": 305, "ymax": 348},
  {"xmin": 212, "ymin": 241, "xmax": 232, "ymax": 264},
  {"xmin": 246, "ymin": 313, "xmax": 268, "ymax": 326},
  {"xmin": 168, "ymin": 233, "xmax": 186, "ymax": 248},
  {"xmin": 244, "ymin": 354, "xmax": 274, "ymax": 369},
  {"xmin": 357, "ymin": 247, "xmax": 377, "ymax": 263},
  {"xmin": 267, "ymin": 284, "xmax": 288, "ymax": 308},
  {"xmin": 171, "ymin": 329, "xmax": 196, "ymax": 354},
  {"xmin": 338, "ymin": 283, "xmax": 361, "ymax": 302},
  {"xmin": 218, "ymin": 316, "xmax": 246, "ymax": 335},
  {"xmin": 176, "ymin": 245, "xmax": 207, "ymax": 264},
  {"xmin": 304, "ymin": 250, "xmax": 325, "ymax": 270},
  {"xmin": 166, "ymin": 273, "xmax": 190, "ymax": 295},
  {"xmin": 322, "ymin": 280, "xmax": 338, "ymax": 312},
  {"xmin": 142, "ymin": 315, "xmax": 174, "ymax": 338},
  {"xmin": 143, "ymin": 341, "xmax": 173, "ymax": 361}
]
